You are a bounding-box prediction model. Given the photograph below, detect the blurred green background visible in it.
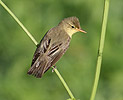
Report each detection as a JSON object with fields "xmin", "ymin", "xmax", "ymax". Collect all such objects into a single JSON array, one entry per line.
[{"xmin": 0, "ymin": 0, "xmax": 123, "ymax": 100}]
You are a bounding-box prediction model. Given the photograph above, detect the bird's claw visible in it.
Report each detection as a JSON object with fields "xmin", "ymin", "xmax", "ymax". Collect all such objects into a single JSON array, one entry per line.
[{"xmin": 52, "ymin": 65, "xmax": 57, "ymax": 72}]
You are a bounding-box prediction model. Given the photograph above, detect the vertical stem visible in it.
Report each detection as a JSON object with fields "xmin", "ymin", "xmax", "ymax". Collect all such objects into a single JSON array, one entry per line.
[
  {"xmin": 0, "ymin": 0, "xmax": 75, "ymax": 99},
  {"xmin": 90, "ymin": 0, "xmax": 110, "ymax": 100}
]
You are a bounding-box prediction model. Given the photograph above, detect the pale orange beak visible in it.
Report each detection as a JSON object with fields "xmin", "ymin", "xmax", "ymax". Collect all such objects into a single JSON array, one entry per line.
[{"xmin": 75, "ymin": 28, "xmax": 87, "ymax": 33}]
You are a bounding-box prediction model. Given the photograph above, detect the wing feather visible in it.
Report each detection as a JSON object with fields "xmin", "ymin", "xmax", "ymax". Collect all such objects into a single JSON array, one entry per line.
[{"xmin": 28, "ymin": 29, "xmax": 71, "ymax": 78}]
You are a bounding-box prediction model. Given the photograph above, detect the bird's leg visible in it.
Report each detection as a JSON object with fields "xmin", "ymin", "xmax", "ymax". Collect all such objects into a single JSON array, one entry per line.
[{"xmin": 52, "ymin": 65, "xmax": 57, "ymax": 72}]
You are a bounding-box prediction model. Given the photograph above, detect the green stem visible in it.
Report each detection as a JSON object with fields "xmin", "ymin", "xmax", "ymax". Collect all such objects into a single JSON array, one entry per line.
[
  {"xmin": 0, "ymin": 0, "xmax": 75, "ymax": 99},
  {"xmin": 52, "ymin": 67, "xmax": 75, "ymax": 100},
  {"xmin": 90, "ymin": 0, "xmax": 110, "ymax": 100},
  {"xmin": 0, "ymin": 0, "xmax": 38, "ymax": 46}
]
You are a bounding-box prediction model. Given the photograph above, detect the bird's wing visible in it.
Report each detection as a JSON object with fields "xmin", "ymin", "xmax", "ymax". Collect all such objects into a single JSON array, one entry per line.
[
  {"xmin": 28, "ymin": 30, "xmax": 70, "ymax": 78},
  {"xmin": 31, "ymin": 34, "xmax": 51, "ymax": 66},
  {"xmin": 43, "ymin": 36, "xmax": 71, "ymax": 73},
  {"xmin": 43, "ymin": 43, "xmax": 65, "ymax": 73},
  {"xmin": 27, "ymin": 33, "xmax": 52, "ymax": 77}
]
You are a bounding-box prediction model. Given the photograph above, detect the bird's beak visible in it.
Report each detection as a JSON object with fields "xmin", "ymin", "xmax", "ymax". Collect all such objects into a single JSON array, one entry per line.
[{"xmin": 75, "ymin": 28, "xmax": 87, "ymax": 33}]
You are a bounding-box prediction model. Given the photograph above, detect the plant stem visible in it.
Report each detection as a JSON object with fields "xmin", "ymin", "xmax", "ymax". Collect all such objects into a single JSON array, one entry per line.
[
  {"xmin": 90, "ymin": 0, "xmax": 110, "ymax": 100},
  {"xmin": 52, "ymin": 67, "xmax": 75, "ymax": 100},
  {"xmin": 0, "ymin": 0, "xmax": 38, "ymax": 46},
  {"xmin": 0, "ymin": 0, "xmax": 75, "ymax": 99}
]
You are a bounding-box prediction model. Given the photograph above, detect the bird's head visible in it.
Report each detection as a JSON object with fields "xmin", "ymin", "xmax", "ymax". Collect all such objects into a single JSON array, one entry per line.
[{"xmin": 58, "ymin": 16, "xmax": 86, "ymax": 37}]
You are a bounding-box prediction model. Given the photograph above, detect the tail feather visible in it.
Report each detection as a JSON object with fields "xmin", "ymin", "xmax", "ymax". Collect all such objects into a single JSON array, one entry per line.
[{"xmin": 27, "ymin": 57, "xmax": 51, "ymax": 78}]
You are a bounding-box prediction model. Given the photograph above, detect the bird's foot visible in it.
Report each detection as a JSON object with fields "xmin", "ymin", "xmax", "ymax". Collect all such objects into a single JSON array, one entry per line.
[{"xmin": 52, "ymin": 65, "xmax": 57, "ymax": 72}]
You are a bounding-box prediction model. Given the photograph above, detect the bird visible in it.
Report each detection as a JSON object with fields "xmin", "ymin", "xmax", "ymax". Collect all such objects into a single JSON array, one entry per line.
[{"xmin": 27, "ymin": 16, "xmax": 86, "ymax": 78}]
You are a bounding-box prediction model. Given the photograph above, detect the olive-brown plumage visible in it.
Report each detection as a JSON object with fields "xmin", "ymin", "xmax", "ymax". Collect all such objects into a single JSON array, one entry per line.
[{"xmin": 27, "ymin": 16, "xmax": 86, "ymax": 78}]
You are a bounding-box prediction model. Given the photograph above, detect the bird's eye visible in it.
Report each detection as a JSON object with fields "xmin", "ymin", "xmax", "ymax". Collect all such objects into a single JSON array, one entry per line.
[{"xmin": 71, "ymin": 26, "xmax": 75, "ymax": 28}]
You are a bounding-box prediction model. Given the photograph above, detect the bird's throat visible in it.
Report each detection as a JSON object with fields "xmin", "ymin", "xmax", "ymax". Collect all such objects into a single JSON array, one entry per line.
[{"xmin": 65, "ymin": 28, "xmax": 78, "ymax": 38}]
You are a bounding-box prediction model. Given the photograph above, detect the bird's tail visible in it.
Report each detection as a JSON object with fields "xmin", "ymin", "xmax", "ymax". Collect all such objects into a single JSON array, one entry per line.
[{"xmin": 27, "ymin": 57, "xmax": 51, "ymax": 78}]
